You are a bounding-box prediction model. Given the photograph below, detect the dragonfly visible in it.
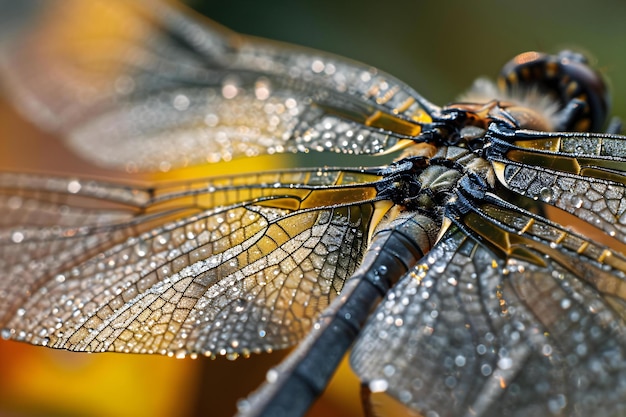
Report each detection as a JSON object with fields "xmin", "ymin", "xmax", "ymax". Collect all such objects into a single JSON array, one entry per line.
[{"xmin": 1, "ymin": 1, "xmax": 626, "ymax": 417}]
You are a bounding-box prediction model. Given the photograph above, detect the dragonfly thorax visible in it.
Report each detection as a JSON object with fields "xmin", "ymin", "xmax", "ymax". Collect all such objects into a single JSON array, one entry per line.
[{"xmin": 377, "ymin": 146, "xmax": 493, "ymax": 215}]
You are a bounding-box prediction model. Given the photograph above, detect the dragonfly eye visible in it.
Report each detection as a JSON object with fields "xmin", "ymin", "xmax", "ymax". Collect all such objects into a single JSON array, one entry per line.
[{"xmin": 497, "ymin": 50, "xmax": 609, "ymax": 132}]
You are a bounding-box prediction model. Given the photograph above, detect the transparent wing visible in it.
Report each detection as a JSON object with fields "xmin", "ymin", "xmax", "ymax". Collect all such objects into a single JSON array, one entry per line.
[
  {"xmin": 488, "ymin": 127, "xmax": 626, "ymax": 244},
  {"xmin": 0, "ymin": 167, "xmax": 384, "ymax": 358},
  {"xmin": 351, "ymin": 190, "xmax": 626, "ymax": 417},
  {"xmin": 0, "ymin": 0, "xmax": 435, "ymax": 172}
]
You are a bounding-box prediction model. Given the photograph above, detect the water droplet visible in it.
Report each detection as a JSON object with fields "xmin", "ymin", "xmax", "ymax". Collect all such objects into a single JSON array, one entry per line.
[
  {"xmin": 498, "ymin": 357, "xmax": 513, "ymax": 370},
  {"xmin": 159, "ymin": 161, "xmax": 171, "ymax": 172},
  {"xmin": 445, "ymin": 376, "xmax": 457, "ymax": 388},
  {"xmin": 542, "ymin": 344, "xmax": 553, "ymax": 356},
  {"xmin": 369, "ymin": 378, "xmax": 389, "ymax": 393},
  {"xmin": 222, "ymin": 83, "xmax": 238, "ymax": 99},
  {"xmin": 311, "ymin": 60, "xmax": 325, "ymax": 73},
  {"xmin": 481, "ymin": 364, "xmax": 493, "ymax": 376},
  {"xmin": 411, "ymin": 378, "xmax": 424, "ymax": 391},
  {"xmin": 234, "ymin": 300, "xmax": 246, "ymax": 313},
  {"xmin": 134, "ymin": 241, "xmax": 148, "ymax": 257},
  {"xmin": 548, "ymin": 394, "xmax": 567, "ymax": 414},
  {"xmin": 237, "ymin": 399, "xmax": 251, "ymax": 413},
  {"xmin": 383, "ymin": 364, "xmax": 396, "ymax": 376},
  {"xmin": 173, "ymin": 94, "xmax": 190, "ymax": 111},
  {"xmin": 266, "ymin": 369, "xmax": 278, "ymax": 383},
  {"xmin": 1, "ymin": 328, "xmax": 11, "ymax": 339},
  {"xmin": 67, "ymin": 180, "xmax": 81, "ymax": 194},
  {"xmin": 571, "ymin": 195, "xmax": 583, "ymax": 208},
  {"xmin": 285, "ymin": 98, "xmax": 297, "ymax": 109},
  {"xmin": 539, "ymin": 187, "xmax": 552, "ymax": 202},
  {"xmin": 204, "ymin": 113, "xmax": 219, "ymax": 127},
  {"xmin": 254, "ymin": 79, "xmax": 271, "ymax": 100},
  {"xmin": 11, "ymin": 231, "xmax": 24, "ymax": 243}
]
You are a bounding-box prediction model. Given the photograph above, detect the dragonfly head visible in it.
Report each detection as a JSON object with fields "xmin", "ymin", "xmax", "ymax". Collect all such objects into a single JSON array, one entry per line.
[
  {"xmin": 497, "ymin": 50, "xmax": 610, "ymax": 132},
  {"xmin": 444, "ymin": 51, "xmax": 610, "ymax": 135}
]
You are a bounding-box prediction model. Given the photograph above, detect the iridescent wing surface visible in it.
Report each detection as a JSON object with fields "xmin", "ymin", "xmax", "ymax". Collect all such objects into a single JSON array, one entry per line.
[
  {"xmin": 3, "ymin": 1, "xmax": 626, "ymax": 417},
  {"xmin": 0, "ymin": 0, "xmax": 435, "ymax": 172},
  {"xmin": 351, "ymin": 129, "xmax": 626, "ymax": 417},
  {"xmin": 0, "ymin": 168, "xmax": 385, "ymax": 357},
  {"xmin": 488, "ymin": 126, "xmax": 626, "ymax": 244}
]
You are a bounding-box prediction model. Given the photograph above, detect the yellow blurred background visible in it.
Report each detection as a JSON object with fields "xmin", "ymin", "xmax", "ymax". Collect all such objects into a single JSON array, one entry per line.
[{"xmin": 1, "ymin": 1, "xmax": 625, "ymax": 417}]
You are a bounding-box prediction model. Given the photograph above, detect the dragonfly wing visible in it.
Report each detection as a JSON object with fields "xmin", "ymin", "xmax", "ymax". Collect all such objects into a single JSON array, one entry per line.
[
  {"xmin": 0, "ymin": 0, "xmax": 434, "ymax": 171},
  {"xmin": 237, "ymin": 211, "xmax": 440, "ymax": 417},
  {"xmin": 488, "ymin": 127, "xmax": 626, "ymax": 244},
  {"xmin": 352, "ymin": 227, "xmax": 508, "ymax": 417},
  {"xmin": 351, "ymin": 186, "xmax": 626, "ymax": 417},
  {"xmin": 0, "ymin": 168, "xmax": 382, "ymax": 357}
]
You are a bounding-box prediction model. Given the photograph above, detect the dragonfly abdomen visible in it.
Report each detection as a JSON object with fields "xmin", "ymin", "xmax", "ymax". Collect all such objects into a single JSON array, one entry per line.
[{"xmin": 236, "ymin": 211, "xmax": 439, "ymax": 417}]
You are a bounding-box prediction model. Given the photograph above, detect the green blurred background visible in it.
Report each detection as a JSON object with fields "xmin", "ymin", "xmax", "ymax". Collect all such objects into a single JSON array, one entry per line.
[
  {"xmin": 1, "ymin": 1, "xmax": 625, "ymax": 417},
  {"xmin": 192, "ymin": 0, "xmax": 626, "ymax": 120}
]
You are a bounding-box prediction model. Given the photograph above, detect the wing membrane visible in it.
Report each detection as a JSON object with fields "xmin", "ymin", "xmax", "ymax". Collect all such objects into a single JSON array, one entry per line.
[
  {"xmin": 351, "ymin": 188, "xmax": 626, "ymax": 416},
  {"xmin": 0, "ymin": 0, "xmax": 434, "ymax": 171},
  {"xmin": 0, "ymin": 168, "xmax": 382, "ymax": 357},
  {"xmin": 488, "ymin": 128, "xmax": 626, "ymax": 246}
]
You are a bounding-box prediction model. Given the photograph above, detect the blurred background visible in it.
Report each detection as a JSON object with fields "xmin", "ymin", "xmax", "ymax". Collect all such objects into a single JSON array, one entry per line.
[
  {"xmin": 0, "ymin": 0, "xmax": 625, "ymax": 416},
  {"xmin": 196, "ymin": 0, "xmax": 626, "ymax": 118}
]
